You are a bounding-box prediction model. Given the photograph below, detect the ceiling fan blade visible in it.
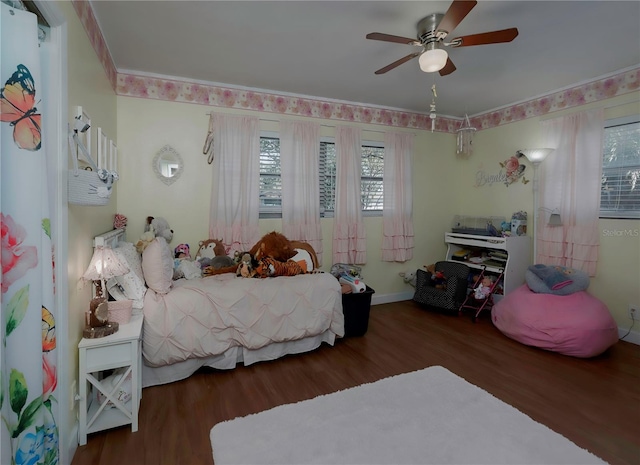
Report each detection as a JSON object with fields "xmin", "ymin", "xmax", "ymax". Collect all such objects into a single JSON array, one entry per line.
[
  {"xmin": 374, "ymin": 52, "xmax": 422, "ymax": 74},
  {"xmin": 451, "ymin": 28, "xmax": 519, "ymax": 47},
  {"xmin": 439, "ymin": 58, "xmax": 457, "ymax": 76},
  {"xmin": 436, "ymin": 0, "xmax": 477, "ymax": 36},
  {"xmin": 366, "ymin": 32, "xmax": 418, "ymax": 45}
]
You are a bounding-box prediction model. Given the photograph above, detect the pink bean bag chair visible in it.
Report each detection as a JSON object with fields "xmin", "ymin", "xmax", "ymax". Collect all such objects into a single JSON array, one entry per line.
[{"xmin": 492, "ymin": 284, "xmax": 618, "ymax": 358}]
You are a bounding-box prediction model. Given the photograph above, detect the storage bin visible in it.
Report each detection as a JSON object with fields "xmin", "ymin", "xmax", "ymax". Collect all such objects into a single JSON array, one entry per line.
[
  {"xmin": 107, "ymin": 300, "xmax": 133, "ymax": 324},
  {"xmin": 342, "ymin": 286, "xmax": 375, "ymax": 337}
]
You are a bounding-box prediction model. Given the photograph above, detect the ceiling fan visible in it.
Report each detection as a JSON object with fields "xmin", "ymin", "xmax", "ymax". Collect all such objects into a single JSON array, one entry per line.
[{"xmin": 366, "ymin": 0, "xmax": 518, "ymax": 76}]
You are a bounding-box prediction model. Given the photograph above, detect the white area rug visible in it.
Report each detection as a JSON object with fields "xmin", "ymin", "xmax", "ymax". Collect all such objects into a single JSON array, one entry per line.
[{"xmin": 210, "ymin": 365, "xmax": 604, "ymax": 464}]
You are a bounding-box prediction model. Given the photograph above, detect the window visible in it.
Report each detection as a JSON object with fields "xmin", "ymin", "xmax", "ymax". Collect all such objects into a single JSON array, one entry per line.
[
  {"xmin": 600, "ymin": 116, "xmax": 640, "ymax": 219},
  {"xmin": 320, "ymin": 141, "xmax": 384, "ymax": 217},
  {"xmin": 259, "ymin": 135, "xmax": 282, "ymax": 217},
  {"xmin": 258, "ymin": 134, "xmax": 384, "ymax": 218}
]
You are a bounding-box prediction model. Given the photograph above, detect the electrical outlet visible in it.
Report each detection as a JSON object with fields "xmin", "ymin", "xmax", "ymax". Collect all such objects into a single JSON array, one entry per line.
[
  {"xmin": 70, "ymin": 380, "xmax": 77, "ymax": 410},
  {"xmin": 629, "ymin": 304, "xmax": 639, "ymax": 320}
]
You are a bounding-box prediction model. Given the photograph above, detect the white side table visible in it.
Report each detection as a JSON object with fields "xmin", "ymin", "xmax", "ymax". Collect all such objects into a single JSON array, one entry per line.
[{"xmin": 78, "ymin": 313, "xmax": 143, "ymax": 446}]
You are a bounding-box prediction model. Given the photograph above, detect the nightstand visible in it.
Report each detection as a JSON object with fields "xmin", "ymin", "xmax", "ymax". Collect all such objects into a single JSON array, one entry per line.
[{"xmin": 78, "ymin": 313, "xmax": 143, "ymax": 446}]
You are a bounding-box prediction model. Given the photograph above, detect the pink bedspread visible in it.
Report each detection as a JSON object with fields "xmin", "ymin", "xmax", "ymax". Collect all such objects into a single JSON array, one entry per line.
[{"xmin": 142, "ymin": 273, "xmax": 344, "ymax": 367}]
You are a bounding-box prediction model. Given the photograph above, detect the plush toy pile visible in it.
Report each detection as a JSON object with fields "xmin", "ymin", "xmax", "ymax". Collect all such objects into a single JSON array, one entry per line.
[
  {"xmin": 206, "ymin": 231, "xmax": 318, "ymax": 278},
  {"xmin": 137, "ymin": 223, "xmax": 320, "ymax": 281}
]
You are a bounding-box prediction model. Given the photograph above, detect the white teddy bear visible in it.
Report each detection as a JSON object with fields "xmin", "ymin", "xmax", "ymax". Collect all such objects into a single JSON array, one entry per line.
[
  {"xmin": 146, "ymin": 216, "xmax": 173, "ymax": 243},
  {"xmin": 399, "ymin": 270, "xmax": 417, "ymax": 287},
  {"xmin": 136, "ymin": 216, "xmax": 174, "ymax": 253}
]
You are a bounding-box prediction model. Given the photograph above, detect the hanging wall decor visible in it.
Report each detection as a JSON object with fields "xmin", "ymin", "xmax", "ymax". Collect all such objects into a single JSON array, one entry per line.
[
  {"xmin": 153, "ymin": 144, "xmax": 184, "ymax": 185},
  {"xmin": 474, "ymin": 152, "xmax": 529, "ymax": 188},
  {"xmin": 429, "ymin": 84, "xmax": 437, "ymax": 132},
  {"xmin": 456, "ymin": 114, "xmax": 476, "ymax": 157}
]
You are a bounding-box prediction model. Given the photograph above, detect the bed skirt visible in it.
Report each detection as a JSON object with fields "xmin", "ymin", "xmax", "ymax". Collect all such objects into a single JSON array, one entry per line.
[{"xmin": 141, "ymin": 330, "xmax": 337, "ymax": 388}]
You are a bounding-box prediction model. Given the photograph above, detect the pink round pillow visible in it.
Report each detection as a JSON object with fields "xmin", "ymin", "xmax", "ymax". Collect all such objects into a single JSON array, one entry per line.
[{"xmin": 492, "ymin": 284, "xmax": 618, "ymax": 357}]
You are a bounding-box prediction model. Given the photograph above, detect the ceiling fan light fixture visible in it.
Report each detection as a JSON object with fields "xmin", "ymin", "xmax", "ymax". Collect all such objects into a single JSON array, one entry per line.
[{"xmin": 419, "ymin": 45, "xmax": 448, "ymax": 73}]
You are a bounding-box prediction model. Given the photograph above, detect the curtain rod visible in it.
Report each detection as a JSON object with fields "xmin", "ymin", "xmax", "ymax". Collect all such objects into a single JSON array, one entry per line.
[
  {"xmin": 604, "ymin": 100, "xmax": 639, "ymax": 111},
  {"xmin": 540, "ymin": 100, "xmax": 638, "ymax": 122},
  {"xmin": 205, "ymin": 112, "xmax": 404, "ymax": 135}
]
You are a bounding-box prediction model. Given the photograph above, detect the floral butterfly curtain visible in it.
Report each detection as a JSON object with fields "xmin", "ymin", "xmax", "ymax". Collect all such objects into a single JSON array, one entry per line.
[{"xmin": 1, "ymin": 3, "xmax": 59, "ymax": 464}]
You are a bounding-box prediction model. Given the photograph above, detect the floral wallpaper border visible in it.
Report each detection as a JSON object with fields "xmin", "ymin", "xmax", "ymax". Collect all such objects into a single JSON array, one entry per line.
[
  {"xmin": 71, "ymin": 0, "xmax": 117, "ymax": 89},
  {"xmin": 72, "ymin": 0, "xmax": 639, "ymax": 133}
]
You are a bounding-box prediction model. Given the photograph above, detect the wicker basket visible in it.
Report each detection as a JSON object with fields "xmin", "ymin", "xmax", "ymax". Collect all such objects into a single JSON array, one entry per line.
[{"xmin": 107, "ymin": 300, "xmax": 133, "ymax": 324}]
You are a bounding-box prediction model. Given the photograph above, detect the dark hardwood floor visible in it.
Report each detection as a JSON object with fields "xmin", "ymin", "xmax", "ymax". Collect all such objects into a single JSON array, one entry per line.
[{"xmin": 72, "ymin": 300, "xmax": 640, "ymax": 465}]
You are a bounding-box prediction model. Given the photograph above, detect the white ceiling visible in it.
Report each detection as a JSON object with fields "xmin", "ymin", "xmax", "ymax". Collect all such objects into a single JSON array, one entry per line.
[{"xmin": 90, "ymin": 1, "xmax": 640, "ymax": 118}]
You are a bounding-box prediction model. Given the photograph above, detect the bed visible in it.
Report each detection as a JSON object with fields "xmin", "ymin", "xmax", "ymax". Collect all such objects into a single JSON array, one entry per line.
[{"xmin": 95, "ymin": 229, "xmax": 344, "ymax": 388}]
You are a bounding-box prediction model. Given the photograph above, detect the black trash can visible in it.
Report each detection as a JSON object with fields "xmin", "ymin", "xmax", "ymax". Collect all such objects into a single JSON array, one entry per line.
[{"xmin": 342, "ymin": 286, "xmax": 375, "ymax": 337}]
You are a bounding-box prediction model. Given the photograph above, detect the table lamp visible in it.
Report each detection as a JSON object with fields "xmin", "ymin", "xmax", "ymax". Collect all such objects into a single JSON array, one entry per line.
[{"xmin": 82, "ymin": 246, "xmax": 129, "ymax": 338}]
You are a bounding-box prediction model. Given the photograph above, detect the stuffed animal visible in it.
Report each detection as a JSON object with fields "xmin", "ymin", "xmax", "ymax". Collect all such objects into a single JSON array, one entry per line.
[
  {"xmin": 425, "ymin": 264, "xmax": 447, "ymax": 289},
  {"xmin": 136, "ymin": 216, "xmax": 173, "ymax": 253},
  {"xmin": 255, "ymin": 257, "xmax": 305, "ymax": 278},
  {"xmin": 146, "ymin": 216, "xmax": 173, "ymax": 243},
  {"xmin": 135, "ymin": 227, "xmax": 156, "ymax": 253},
  {"xmin": 399, "ymin": 270, "xmax": 417, "ymax": 287},
  {"xmin": 174, "ymin": 243, "xmax": 190, "ymax": 259},
  {"xmin": 289, "ymin": 241, "xmax": 319, "ymax": 270},
  {"xmin": 250, "ymin": 231, "xmax": 296, "ymax": 263},
  {"xmin": 474, "ymin": 275, "xmax": 495, "ymax": 299},
  {"xmin": 174, "ymin": 258, "xmax": 201, "ymax": 280},
  {"xmin": 236, "ymin": 253, "xmax": 256, "ymax": 278},
  {"xmin": 196, "ymin": 239, "xmax": 234, "ymax": 270},
  {"xmin": 172, "ymin": 243, "xmax": 202, "ymax": 280}
]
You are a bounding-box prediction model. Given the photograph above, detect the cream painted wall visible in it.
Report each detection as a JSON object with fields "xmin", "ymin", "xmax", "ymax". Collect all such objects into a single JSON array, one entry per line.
[
  {"xmin": 47, "ymin": 3, "xmax": 638, "ymax": 461},
  {"xmin": 116, "ymin": 96, "xmax": 458, "ymax": 296},
  {"xmin": 451, "ymin": 92, "xmax": 640, "ymax": 328},
  {"xmin": 116, "ymin": 92, "xmax": 639, "ymax": 326},
  {"xmin": 58, "ymin": 0, "xmax": 118, "ymax": 445}
]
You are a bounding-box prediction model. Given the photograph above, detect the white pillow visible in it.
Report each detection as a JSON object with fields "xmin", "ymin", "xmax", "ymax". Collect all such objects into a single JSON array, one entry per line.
[
  {"xmin": 106, "ymin": 242, "xmax": 146, "ymax": 309},
  {"xmin": 115, "ymin": 241, "xmax": 144, "ymax": 282},
  {"xmin": 142, "ymin": 237, "xmax": 174, "ymax": 294}
]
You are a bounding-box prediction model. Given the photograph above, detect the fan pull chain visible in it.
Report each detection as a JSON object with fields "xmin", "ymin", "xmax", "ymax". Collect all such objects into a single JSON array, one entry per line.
[{"xmin": 429, "ymin": 84, "xmax": 437, "ymax": 132}]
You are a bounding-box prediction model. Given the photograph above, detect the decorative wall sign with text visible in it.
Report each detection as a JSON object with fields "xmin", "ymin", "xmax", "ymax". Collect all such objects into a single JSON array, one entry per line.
[{"xmin": 475, "ymin": 155, "xmax": 529, "ymax": 187}]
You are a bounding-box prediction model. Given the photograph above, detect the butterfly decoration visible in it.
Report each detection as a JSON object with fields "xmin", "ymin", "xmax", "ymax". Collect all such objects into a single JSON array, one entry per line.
[
  {"xmin": 0, "ymin": 64, "xmax": 42, "ymax": 151},
  {"xmin": 42, "ymin": 305, "xmax": 56, "ymax": 352}
]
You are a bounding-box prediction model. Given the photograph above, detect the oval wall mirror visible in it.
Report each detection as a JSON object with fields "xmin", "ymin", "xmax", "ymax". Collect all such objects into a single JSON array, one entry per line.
[{"xmin": 153, "ymin": 144, "xmax": 183, "ymax": 186}]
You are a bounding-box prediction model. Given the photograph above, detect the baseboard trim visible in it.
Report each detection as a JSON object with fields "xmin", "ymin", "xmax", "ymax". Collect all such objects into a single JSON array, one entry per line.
[
  {"xmin": 371, "ymin": 292, "xmax": 640, "ymax": 347},
  {"xmin": 371, "ymin": 291, "xmax": 414, "ymax": 306},
  {"xmin": 618, "ymin": 326, "xmax": 640, "ymax": 345}
]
